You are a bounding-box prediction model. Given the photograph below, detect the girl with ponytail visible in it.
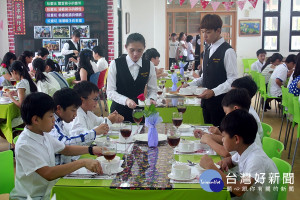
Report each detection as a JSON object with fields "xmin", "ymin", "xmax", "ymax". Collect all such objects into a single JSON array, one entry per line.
[
  {"xmin": 6, "ymin": 61, "xmax": 37, "ymax": 107},
  {"xmin": 46, "ymin": 58, "xmax": 69, "ymax": 88}
]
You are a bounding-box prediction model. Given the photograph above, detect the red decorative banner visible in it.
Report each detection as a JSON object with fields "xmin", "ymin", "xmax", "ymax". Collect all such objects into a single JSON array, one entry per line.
[
  {"xmin": 237, "ymin": 0, "xmax": 247, "ymax": 11},
  {"xmin": 222, "ymin": 2, "xmax": 235, "ymax": 11},
  {"xmin": 211, "ymin": 1, "xmax": 220, "ymax": 11},
  {"xmin": 190, "ymin": 0, "xmax": 198, "ymax": 8},
  {"xmin": 45, "ymin": 6, "xmax": 84, "ymax": 12},
  {"xmin": 13, "ymin": 0, "xmax": 26, "ymax": 35},
  {"xmin": 248, "ymin": 0, "xmax": 258, "ymax": 8},
  {"xmin": 200, "ymin": 0, "xmax": 209, "ymax": 9},
  {"xmin": 180, "ymin": 0, "xmax": 185, "ymax": 6}
]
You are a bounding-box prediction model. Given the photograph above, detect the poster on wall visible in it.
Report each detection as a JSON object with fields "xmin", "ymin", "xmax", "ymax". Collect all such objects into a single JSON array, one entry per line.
[
  {"xmin": 42, "ymin": 39, "xmax": 60, "ymax": 51},
  {"xmin": 13, "ymin": 0, "xmax": 26, "ymax": 35},
  {"xmin": 34, "ymin": 26, "xmax": 52, "ymax": 38},
  {"xmin": 52, "ymin": 26, "xmax": 70, "ymax": 38},
  {"xmin": 71, "ymin": 25, "xmax": 90, "ymax": 38},
  {"xmin": 80, "ymin": 39, "xmax": 98, "ymax": 50},
  {"xmin": 239, "ymin": 19, "xmax": 261, "ymax": 37},
  {"xmin": 61, "ymin": 39, "xmax": 69, "ymax": 49}
]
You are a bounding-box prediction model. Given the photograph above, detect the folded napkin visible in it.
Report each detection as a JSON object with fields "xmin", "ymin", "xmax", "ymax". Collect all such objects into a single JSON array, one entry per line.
[{"xmin": 171, "ymin": 73, "xmax": 178, "ymax": 91}]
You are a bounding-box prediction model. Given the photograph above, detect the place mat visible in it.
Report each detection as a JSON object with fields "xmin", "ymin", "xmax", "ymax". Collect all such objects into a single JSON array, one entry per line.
[{"xmin": 64, "ymin": 167, "xmax": 118, "ymax": 180}]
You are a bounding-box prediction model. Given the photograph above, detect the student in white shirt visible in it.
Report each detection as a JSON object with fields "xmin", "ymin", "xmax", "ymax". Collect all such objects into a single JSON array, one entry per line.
[
  {"xmin": 28, "ymin": 48, "xmax": 50, "ymax": 75},
  {"xmin": 251, "ymin": 49, "xmax": 266, "ymax": 72},
  {"xmin": 32, "ymin": 58, "xmax": 61, "ymax": 96},
  {"xmin": 46, "ymin": 58, "xmax": 69, "ymax": 89},
  {"xmin": 261, "ymin": 53, "xmax": 283, "ymax": 84},
  {"xmin": 107, "ymin": 33, "xmax": 157, "ymax": 122},
  {"xmin": 10, "ymin": 92, "xmax": 105, "ymax": 200},
  {"xmin": 5, "ymin": 61, "xmax": 37, "ymax": 107},
  {"xmin": 177, "ymin": 32, "xmax": 188, "ymax": 63},
  {"xmin": 169, "ymin": 33, "xmax": 179, "ymax": 68},
  {"xmin": 144, "ymin": 48, "xmax": 168, "ymax": 78},
  {"xmin": 269, "ymin": 54, "xmax": 296, "ymax": 97},
  {"xmin": 186, "ymin": 35, "xmax": 195, "ymax": 64},
  {"xmin": 68, "ymin": 81, "xmax": 124, "ymax": 146},
  {"xmin": 0, "ymin": 52, "xmax": 16, "ymax": 86},
  {"xmin": 91, "ymin": 45, "xmax": 108, "ymax": 73},
  {"xmin": 200, "ymin": 109, "xmax": 279, "ymax": 200}
]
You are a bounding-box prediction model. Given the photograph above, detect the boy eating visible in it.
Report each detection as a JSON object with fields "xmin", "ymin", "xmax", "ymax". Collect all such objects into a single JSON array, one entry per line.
[{"xmin": 251, "ymin": 49, "xmax": 266, "ymax": 72}]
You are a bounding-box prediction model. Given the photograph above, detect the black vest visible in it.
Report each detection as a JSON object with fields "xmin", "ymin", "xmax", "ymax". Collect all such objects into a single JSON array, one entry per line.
[
  {"xmin": 195, "ymin": 35, "xmax": 200, "ymax": 61},
  {"xmin": 64, "ymin": 40, "xmax": 80, "ymax": 67},
  {"xmin": 201, "ymin": 42, "xmax": 232, "ymax": 108},
  {"xmin": 110, "ymin": 57, "xmax": 150, "ymax": 122}
]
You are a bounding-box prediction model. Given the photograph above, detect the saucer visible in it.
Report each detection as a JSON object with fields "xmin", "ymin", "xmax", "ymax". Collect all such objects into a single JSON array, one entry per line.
[
  {"xmin": 133, "ymin": 133, "xmax": 167, "ymax": 142},
  {"xmin": 104, "ymin": 167, "xmax": 124, "ymax": 174},
  {"xmin": 177, "ymin": 148, "xmax": 195, "ymax": 153},
  {"xmin": 168, "ymin": 173, "xmax": 197, "ymax": 181}
]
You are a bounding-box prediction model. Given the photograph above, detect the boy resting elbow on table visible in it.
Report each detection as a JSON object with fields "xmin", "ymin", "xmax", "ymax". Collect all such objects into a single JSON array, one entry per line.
[
  {"xmin": 193, "ymin": 89, "xmax": 262, "ymax": 158},
  {"xmin": 10, "ymin": 92, "xmax": 104, "ymax": 200},
  {"xmin": 66, "ymin": 81, "xmax": 124, "ymax": 146},
  {"xmin": 200, "ymin": 109, "xmax": 279, "ymax": 199}
]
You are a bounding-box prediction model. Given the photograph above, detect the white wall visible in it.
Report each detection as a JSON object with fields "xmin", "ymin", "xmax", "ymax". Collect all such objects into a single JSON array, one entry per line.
[
  {"xmin": 0, "ymin": 0, "xmax": 9, "ymax": 60},
  {"xmin": 121, "ymin": 0, "xmax": 166, "ymax": 67}
]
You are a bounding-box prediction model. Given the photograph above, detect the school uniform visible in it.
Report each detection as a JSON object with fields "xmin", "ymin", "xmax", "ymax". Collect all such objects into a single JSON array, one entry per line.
[
  {"xmin": 231, "ymin": 143, "xmax": 279, "ymax": 200},
  {"xmin": 268, "ymin": 63, "xmax": 288, "ymax": 97},
  {"xmin": 10, "ymin": 127, "xmax": 65, "ymax": 200},
  {"xmin": 169, "ymin": 40, "xmax": 179, "ymax": 68},
  {"xmin": 49, "ymin": 71, "xmax": 69, "ymax": 89},
  {"xmin": 193, "ymin": 38, "xmax": 238, "ymax": 126},
  {"xmin": 249, "ymin": 106, "xmax": 264, "ymax": 141},
  {"xmin": 289, "ymin": 75, "xmax": 300, "ymax": 96},
  {"xmin": 90, "ymin": 57, "xmax": 108, "ymax": 73},
  {"xmin": 49, "ymin": 113, "xmax": 97, "ymax": 165},
  {"xmin": 261, "ymin": 64, "xmax": 274, "ymax": 84},
  {"xmin": 36, "ymin": 72, "xmax": 61, "ymax": 96},
  {"xmin": 16, "ymin": 79, "xmax": 32, "ymax": 96},
  {"xmin": 107, "ymin": 55, "xmax": 157, "ymax": 122},
  {"xmin": 251, "ymin": 60, "xmax": 265, "ymax": 73},
  {"xmin": 187, "ymin": 42, "xmax": 194, "ymax": 62}
]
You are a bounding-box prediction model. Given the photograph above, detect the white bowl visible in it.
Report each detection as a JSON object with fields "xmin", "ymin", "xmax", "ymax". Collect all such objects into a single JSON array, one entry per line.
[
  {"xmin": 194, "ymin": 88, "xmax": 207, "ymax": 95},
  {"xmin": 178, "ymin": 124, "xmax": 191, "ymax": 132}
]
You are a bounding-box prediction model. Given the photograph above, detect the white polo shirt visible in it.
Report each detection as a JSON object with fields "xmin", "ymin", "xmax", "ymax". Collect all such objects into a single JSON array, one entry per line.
[
  {"xmin": 269, "ymin": 63, "xmax": 288, "ymax": 97},
  {"xmin": 10, "ymin": 127, "xmax": 65, "ymax": 200},
  {"xmin": 251, "ymin": 60, "xmax": 265, "ymax": 73},
  {"xmin": 232, "ymin": 143, "xmax": 279, "ymax": 200}
]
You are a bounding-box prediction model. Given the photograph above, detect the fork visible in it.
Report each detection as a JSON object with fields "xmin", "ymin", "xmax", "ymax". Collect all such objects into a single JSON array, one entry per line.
[{"xmin": 187, "ymin": 160, "xmax": 197, "ymax": 166}]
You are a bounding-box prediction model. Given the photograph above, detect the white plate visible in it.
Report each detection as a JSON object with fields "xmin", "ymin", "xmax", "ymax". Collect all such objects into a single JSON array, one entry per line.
[
  {"xmin": 177, "ymin": 148, "xmax": 195, "ymax": 153},
  {"xmin": 178, "ymin": 124, "xmax": 192, "ymax": 132},
  {"xmin": 168, "ymin": 173, "xmax": 197, "ymax": 181},
  {"xmin": 96, "ymin": 156, "xmax": 121, "ymax": 163},
  {"xmin": 133, "ymin": 133, "xmax": 167, "ymax": 142},
  {"xmin": 110, "ymin": 123, "xmax": 125, "ymax": 131}
]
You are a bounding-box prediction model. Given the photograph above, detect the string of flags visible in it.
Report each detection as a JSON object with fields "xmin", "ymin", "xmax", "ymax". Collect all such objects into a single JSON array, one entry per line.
[{"xmin": 168, "ymin": 0, "xmax": 281, "ymax": 10}]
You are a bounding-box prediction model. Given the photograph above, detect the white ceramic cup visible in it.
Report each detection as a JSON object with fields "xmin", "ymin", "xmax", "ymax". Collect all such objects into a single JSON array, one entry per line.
[
  {"xmin": 194, "ymin": 140, "xmax": 210, "ymax": 151},
  {"xmin": 172, "ymin": 164, "xmax": 191, "ymax": 179},
  {"xmin": 179, "ymin": 140, "xmax": 195, "ymax": 152},
  {"xmin": 98, "ymin": 157, "xmax": 120, "ymax": 174}
]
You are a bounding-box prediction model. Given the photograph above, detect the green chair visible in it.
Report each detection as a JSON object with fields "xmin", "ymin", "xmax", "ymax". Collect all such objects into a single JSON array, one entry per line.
[
  {"xmin": 262, "ymin": 137, "xmax": 284, "ymax": 159},
  {"xmin": 242, "ymin": 59, "xmax": 251, "ymax": 75},
  {"xmin": 13, "ymin": 135, "xmax": 19, "ymax": 144},
  {"xmin": 283, "ymin": 93, "xmax": 295, "ymax": 150},
  {"xmin": 250, "ymin": 71, "xmax": 260, "ymax": 111},
  {"xmin": 272, "ymin": 157, "xmax": 291, "ymax": 200},
  {"xmin": 279, "ymin": 86, "xmax": 289, "ymax": 141},
  {"xmin": 291, "ymin": 97, "xmax": 300, "ymax": 168},
  {"xmin": 247, "ymin": 59, "xmax": 257, "ymax": 71},
  {"xmin": 0, "ymin": 150, "xmax": 14, "ymax": 194},
  {"xmin": 261, "ymin": 122, "xmax": 273, "ymax": 137}
]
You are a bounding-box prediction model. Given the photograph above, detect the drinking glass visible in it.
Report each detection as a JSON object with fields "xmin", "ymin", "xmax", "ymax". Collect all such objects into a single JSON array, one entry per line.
[
  {"xmin": 0, "ymin": 82, "xmax": 3, "ymax": 97},
  {"xmin": 170, "ymin": 65, "xmax": 175, "ymax": 73},
  {"xmin": 103, "ymin": 143, "xmax": 117, "ymax": 177},
  {"xmin": 167, "ymin": 127, "xmax": 181, "ymax": 164},
  {"xmin": 10, "ymin": 78, "xmax": 17, "ymax": 88},
  {"xmin": 177, "ymin": 99, "xmax": 187, "ymax": 114},
  {"xmin": 120, "ymin": 121, "xmax": 132, "ymax": 155},
  {"xmin": 132, "ymin": 109, "xmax": 143, "ymax": 132}
]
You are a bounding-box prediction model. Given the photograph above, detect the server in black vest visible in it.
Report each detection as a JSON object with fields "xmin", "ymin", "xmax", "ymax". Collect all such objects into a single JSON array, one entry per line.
[
  {"xmin": 107, "ymin": 33, "xmax": 158, "ymax": 122},
  {"xmin": 195, "ymin": 14, "xmax": 237, "ymax": 126},
  {"xmin": 61, "ymin": 30, "xmax": 80, "ymax": 70},
  {"xmin": 193, "ymin": 27, "xmax": 201, "ymax": 71}
]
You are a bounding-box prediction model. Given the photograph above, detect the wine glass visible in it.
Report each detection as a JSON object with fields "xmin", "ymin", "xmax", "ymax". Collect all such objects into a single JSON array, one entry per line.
[
  {"xmin": 103, "ymin": 143, "xmax": 117, "ymax": 178},
  {"xmin": 0, "ymin": 82, "xmax": 3, "ymax": 97},
  {"xmin": 157, "ymin": 87, "xmax": 163, "ymax": 104},
  {"xmin": 177, "ymin": 99, "xmax": 187, "ymax": 114},
  {"xmin": 172, "ymin": 112, "xmax": 183, "ymax": 133},
  {"xmin": 170, "ymin": 65, "xmax": 175, "ymax": 73},
  {"xmin": 10, "ymin": 78, "xmax": 17, "ymax": 89},
  {"xmin": 167, "ymin": 127, "xmax": 181, "ymax": 164},
  {"xmin": 132, "ymin": 109, "xmax": 143, "ymax": 132},
  {"xmin": 120, "ymin": 121, "xmax": 132, "ymax": 155},
  {"xmin": 188, "ymin": 63, "xmax": 193, "ymax": 75}
]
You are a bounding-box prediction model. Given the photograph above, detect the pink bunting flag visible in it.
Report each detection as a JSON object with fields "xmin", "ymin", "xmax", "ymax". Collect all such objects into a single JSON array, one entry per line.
[
  {"xmin": 236, "ymin": 0, "xmax": 247, "ymax": 11},
  {"xmin": 180, "ymin": 0, "xmax": 185, "ymax": 6},
  {"xmin": 248, "ymin": 0, "xmax": 258, "ymax": 8},
  {"xmin": 0, "ymin": 20, "xmax": 3, "ymax": 31},
  {"xmin": 200, "ymin": 0, "xmax": 209, "ymax": 9},
  {"xmin": 222, "ymin": 2, "xmax": 235, "ymax": 11},
  {"xmin": 190, "ymin": 0, "xmax": 198, "ymax": 8},
  {"xmin": 211, "ymin": 1, "xmax": 220, "ymax": 12},
  {"xmin": 168, "ymin": 0, "xmax": 173, "ymax": 3},
  {"xmin": 264, "ymin": 0, "xmax": 270, "ymax": 4}
]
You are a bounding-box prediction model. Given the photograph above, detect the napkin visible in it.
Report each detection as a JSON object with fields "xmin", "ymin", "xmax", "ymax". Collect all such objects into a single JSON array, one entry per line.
[
  {"xmin": 171, "ymin": 73, "xmax": 178, "ymax": 91},
  {"xmin": 145, "ymin": 112, "xmax": 163, "ymax": 147},
  {"xmin": 101, "ymin": 160, "xmax": 124, "ymax": 174},
  {"xmin": 179, "ymin": 61, "xmax": 186, "ymax": 77}
]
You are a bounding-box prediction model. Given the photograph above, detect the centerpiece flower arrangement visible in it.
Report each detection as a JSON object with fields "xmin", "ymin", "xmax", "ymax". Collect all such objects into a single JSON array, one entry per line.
[
  {"xmin": 136, "ymin": 93, "xmax": 163, "ymax": 148},
  {"xmin": 178, "ymin": 55, "xmax": 186, "ymax": 76}
]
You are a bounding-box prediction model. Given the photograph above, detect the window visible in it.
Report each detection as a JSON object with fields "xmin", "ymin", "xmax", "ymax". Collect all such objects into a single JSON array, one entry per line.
[
  {"xmin": 290, "ymin": 0, "xmax": 300, "ymax": 51},
  {"xmin": 262, "ymin": 0, "xmax": 281, "ymax": 52}
]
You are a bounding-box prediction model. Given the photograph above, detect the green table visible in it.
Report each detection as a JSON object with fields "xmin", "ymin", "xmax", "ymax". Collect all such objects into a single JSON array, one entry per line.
[
  {"xmin": 51, "ymin": 124, "xmax": 230, "ymax": 200},
  {"xmin": 66, "ymin": 76, "xmax": 75, "ymax": 88},
  {"xmin": 0, "ymin": 103, "xmax": 20, "ymax": 143}
]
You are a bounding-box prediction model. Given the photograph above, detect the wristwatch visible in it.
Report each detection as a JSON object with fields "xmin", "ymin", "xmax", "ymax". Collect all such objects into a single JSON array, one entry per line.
[{"xmin": 88, "ymin": 144, "xmax": 96, "ymax": 155}]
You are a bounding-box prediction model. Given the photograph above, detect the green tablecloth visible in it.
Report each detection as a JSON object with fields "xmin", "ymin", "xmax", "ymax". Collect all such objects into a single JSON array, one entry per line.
[
  {"xmin": 66, "ymin": 76, "xmax": 75, "ymax": 88},
  {"xmin": 0, "ymin": 103, "xmax": 20, "ymax": 143}
]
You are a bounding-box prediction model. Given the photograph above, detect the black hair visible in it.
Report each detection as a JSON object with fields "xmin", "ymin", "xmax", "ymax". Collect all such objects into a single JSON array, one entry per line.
[
  {"xmin": 261, "ymin": 53, "xmax": 283, "ymax": 72},
  {"xmin": 92, "ymin": 45, "xmax": 105, "ymax": 57},
  {"xmin": 72, "ymin": 30, "xmax": 81, "ymax": 38},
  {"xmin": 220, "ymin": 109, "xmax": 258, "ymax": 145},
  {"xmin": 125, "ymin": 33, "xmax": 146, "ymax": 47},
  {"xmin": 45, "ymin": 58, "xmax": 61, "ymax": 72},
  {"xmin": 73, "ymin": 81, "xmax": 99, "ymax": 99},
  {"xmin": 18, "ymin": 50, "xmax": 34, "ymax": 70},
  {"xmin": 1, "ymin": 52, "xmax": 17, "ymax": 69},
  {"xmin": 32, "ymin": 58, "xmax": 48, "ymax": 83},
  {"xmin": 293, "ymin": 53, "xmax": 300, "ymax": 79},
  {"xmin": 143, "ymin": 48, "xmax": 160, "ymax": 61},
  {"xmin": 78, "ymin": 49, "xmax": 94, "ymax": 73},
  {"xmin": 221, "ymin": 88, "xmax": 251, "ymax": 111},
  {"xmin": 9, "ymin": 61, "xmax": 37, "ymax": 93},
  {"xmin": 53, "ymin": 88, "xmax": 82, "ymax": 110},
  {"xmin": 186, "ymin": 35, "xmax": 193, "ymax": 43},
  {"xmin": 21, "ymin": 92, "xmax": 55, "ymax": 125},
  {"xmin": 38, "ymin": 48, "xmax": 49, "ymax": 58},
  {"xmin": 285, "ymin": 54, "xmax": 296, "ymax": 64},
  {"xmin": 256, "ymin": 49, "xmax": 266, "ymax": 57},
  {"xmin": 200, "ymin": 14, "xmax": 223, "ymax": 31},
  {"xmin": 231, "ymin": 76, "xmax": 257, "ymax": 98},
  {"xmin": 178, "ymin": 32, "xmax": 185, "ymax": 41},
  {"xmin": 171, "ymin": 33, "xmax": 177, "ymax": 37}
]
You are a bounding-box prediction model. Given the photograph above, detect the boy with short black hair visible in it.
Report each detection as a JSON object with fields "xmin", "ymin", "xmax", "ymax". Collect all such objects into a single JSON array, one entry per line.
[
  {"xmin": 68, "ymin": 81, "xmax": 124, "ymax": 145},
  {"xmin": 144, "ymin": 48, "xmax": 167, "ymax": 79},
  {"xmin": 200, "ymin": 109, "xmax": 278, "ymax": 200},
  {"xmin": 251, "ymin": 49, "xmax": 266, "ymax": 72},
  {"xmin": 10, "ymin": 92, "xmax": 104, "ymax": 200},
  {"xmin": 169, "ymin": 33, "xmax": 179, "ymax": 68},
  {"xmin": 91, "ymin": 45, "xmax": 108, "ymax": 73}
]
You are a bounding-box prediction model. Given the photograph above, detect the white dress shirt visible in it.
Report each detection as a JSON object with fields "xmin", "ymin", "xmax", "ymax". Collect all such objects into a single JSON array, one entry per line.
[
  {"xmin": 269, "ymin": 63, "xmax": 288, "ymax": 97},
  {"xmin": 61, "ymin": 40, "xmax": 79, "ymax": 56},
  {"xmin": 36, "ymin": 72, "xmax": 61, "ymax": 96},
  {"xmin": 10, "ymin": 127, "xmax": 65, "ymax": 200},
  {"xmin": 231, "ymin": 143, "xmax": 279, "ymax": 200},
  {"xmin": 251, "ymin": 60, "xmax": 265, "ymax": 72},
  {"xmin": 107, "ymin": 55, "xmax": 157, "ymax": 106},
  {"xmin": 249, "ymin": 106, "xmax": 264, "ymax": 141},
  {"xmin": 90, "ymin": 57, "xmax": 108, "ymax": 73},
  {"xmin": 189, "ymin": 38, "xmax": 238, "ymax": 96},
  {"xmin": 16, "ymin": 79, "xmax": 32, "ymax": 96}
]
